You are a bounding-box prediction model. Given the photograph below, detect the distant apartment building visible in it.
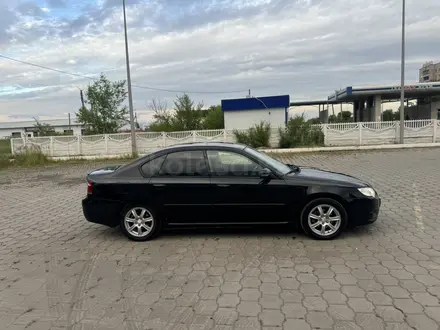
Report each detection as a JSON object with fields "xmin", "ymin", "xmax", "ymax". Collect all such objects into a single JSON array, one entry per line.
[{"xmin": 419, "ymin": 61, "xmax": 440, "ymax": 82}]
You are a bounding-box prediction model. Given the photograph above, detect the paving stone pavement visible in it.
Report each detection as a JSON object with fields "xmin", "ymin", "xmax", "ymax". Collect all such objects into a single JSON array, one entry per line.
[{"xmin": 1, "ymin": 148, "xmax": 440, "ymax": 330}]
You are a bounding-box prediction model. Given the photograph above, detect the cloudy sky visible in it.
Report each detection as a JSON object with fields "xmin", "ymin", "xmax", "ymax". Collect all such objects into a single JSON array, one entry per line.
[{"xmin": 0, "ymin": 0, "xmax": 439, "ymax": 124}]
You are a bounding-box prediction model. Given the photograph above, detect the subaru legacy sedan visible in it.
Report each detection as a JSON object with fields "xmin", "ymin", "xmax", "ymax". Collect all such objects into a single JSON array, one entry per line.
[{"xmin": 82, "ymin": 142, "xmax": 380, "ymax": 241}]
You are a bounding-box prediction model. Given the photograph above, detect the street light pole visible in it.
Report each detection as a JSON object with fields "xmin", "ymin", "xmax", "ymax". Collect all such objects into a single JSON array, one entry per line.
[
  {"xmin": 399, "ymin": 0, "xmax": 406, "ymax": 144},
  {"xmin": 123, "ymin": 0, "xmax": 137, "ymax": 156}
]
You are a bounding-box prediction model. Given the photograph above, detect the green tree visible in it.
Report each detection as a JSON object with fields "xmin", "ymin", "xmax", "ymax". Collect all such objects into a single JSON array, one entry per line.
[
  {"xmin": 148, "ymin": 94, "xmax": 205, "ymax": 131},
  {"xmin": 337, "ymin": 110, "xmax": 353, "ymax": 122},
  {"xmin": 307, "ymin": 117, "xmax": 321, "ymax": 125},
  {"xmin": 147, "ymin": 97, "xmax": 173, "ymax": 132},
  {"xmin": 328, "ymin": 111, "xmax": 352, "ymax": 123},
  {"xmin": 279, "ymin": 114, "xmax": 324, "ymax": 148},
  {"xmin": 76, "ymin": 74, "xmax": 128, "ymax": 134},
  {"xmin": 328, "ymin": 114, "xmax": 337, "ymax": 123},
  {"xmin": 203, "ymin": 105, "xmax": 224, "ymax": 129},
  {"xmin": 382, "ymin": 109, "xmax": 399, "ymax": 121},
  {"xmin": 172, "ymin": 93, "xmax": 204, "ymax": 131},
  {"xmin": 33, "ymin": 118, "xmax": 55, "ymax": 136},
  {"xmin": 233, "ymin": 121, "xmax": 271, "ymax": 148}
]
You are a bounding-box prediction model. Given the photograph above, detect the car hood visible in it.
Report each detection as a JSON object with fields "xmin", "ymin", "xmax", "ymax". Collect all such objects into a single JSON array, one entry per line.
[
  {"xmin": 287, "ymin": 167, "xmax": 370, "ymax": 187},
  {"xmin": 88, "ymin": 164, "xmax": 122, "ymax": 176}
]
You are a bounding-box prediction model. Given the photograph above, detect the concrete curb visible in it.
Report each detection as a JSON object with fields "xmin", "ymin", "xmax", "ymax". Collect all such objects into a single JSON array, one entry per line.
[
  {"xmin": 261, "ymin": 142, "xmax": 440, "ymax": 154},
  {"xmin": 47, "ymin": 142, "xmax": 440, "ymax": 160},
  {"xmin": 50, "ymin": 154, "xmax": 135, "ymax": 161}
]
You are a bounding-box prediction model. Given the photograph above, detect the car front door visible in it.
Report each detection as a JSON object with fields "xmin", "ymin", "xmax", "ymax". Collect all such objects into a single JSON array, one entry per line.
[
  {"xmin": 207, "ymin": 149, "xmax": 291, "ymax": 224},
  {"xmin": 149, "ymin": 149, "xmax": 213, "ymax": 225}
]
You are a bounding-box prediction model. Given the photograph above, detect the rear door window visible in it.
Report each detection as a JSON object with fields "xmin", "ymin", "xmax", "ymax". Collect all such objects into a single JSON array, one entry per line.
[{"xmin": 159, "ymin": 150, "xmax": 208, "ymax": 176}]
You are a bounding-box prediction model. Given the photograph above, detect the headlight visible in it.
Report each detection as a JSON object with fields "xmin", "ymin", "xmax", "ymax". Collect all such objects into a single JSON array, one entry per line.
[{"xmin": 358, "ymin": 187, "xmax": 376, "ymax": 198}]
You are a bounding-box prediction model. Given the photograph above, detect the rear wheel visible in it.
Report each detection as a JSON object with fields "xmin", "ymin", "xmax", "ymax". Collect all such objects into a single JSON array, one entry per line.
[
  {"xmin": 120, "ymin": 205, "xmax": 160, "ymax": 241},
  {"xmin": 300, "ymin": 198, "xmax": 347, "ymax": 240}
]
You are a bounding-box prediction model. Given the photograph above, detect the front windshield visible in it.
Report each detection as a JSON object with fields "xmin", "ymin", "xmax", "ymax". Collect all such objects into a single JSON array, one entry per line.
[{"xmin": 245, "ymin": 147, "xmax": 291, "ymax": 174}]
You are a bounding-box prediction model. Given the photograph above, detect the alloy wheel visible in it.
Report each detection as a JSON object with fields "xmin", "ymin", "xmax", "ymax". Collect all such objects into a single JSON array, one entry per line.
[
  {"xmin": 124, "ymin": 207, "xmax": 154, "ymax": 238},
  {"xmin": 307, "ymin": 204, "xmax": 342, "ymax": 237}
]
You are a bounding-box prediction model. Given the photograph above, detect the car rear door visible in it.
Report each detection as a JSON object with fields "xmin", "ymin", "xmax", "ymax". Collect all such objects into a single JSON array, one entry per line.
[
  {"xmin": 206, "ymin": 149, "xmax": 291, "ymax": 224},
  {"xmin": 149, "ymin": 149, "xmax": 214, "ymax": 225}
]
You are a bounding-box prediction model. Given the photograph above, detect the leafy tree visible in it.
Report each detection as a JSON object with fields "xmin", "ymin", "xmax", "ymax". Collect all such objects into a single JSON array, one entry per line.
[
  {"xmin": 147, "ymin": 97, "xmax": 174, "ymax": 132},
  {"xmin": 233, "ymin": 121, "xmax": 271, "ymax": 148},
  {"xmin": 76, "ymin": 74, "xmax": 128, "ymax": 134},
  {"xmin": 33, "ymin": 118, "xmax": 55, "ymax": 136},
  {"xmin": 203, "ymin": 105, "xmax": 224, "ymax": 129},
  {"xmin": 382, "ymin": 109, "xmax": 400, "ymax": 121},
  {"xmin": 307, "ymin": 117, "xmax": 321, "ymax": 124},
  {"xmin": 329, "ymin": 111, "xmax": 353, "ymax": 123},
  {"xmin": 148, "ymin": 94, "xmax": 205, "ymax": 131},
  {"xmin": 338, "ymin": 111, "xmax": 353, "ymax": 122},
  {"xmin": 328, "ymin": 114, "xmax": 337, "ymax": 123},
  {"xmin": 279, "ymin": 114, "xmax": 324, "ymax": 148},
  {"xmin": 172, "ymin": 93, "xmax": 204, "ymax": 131}
]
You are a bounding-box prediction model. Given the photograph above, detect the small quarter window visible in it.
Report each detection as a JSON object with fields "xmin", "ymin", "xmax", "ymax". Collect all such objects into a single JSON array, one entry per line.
[{"xmin": 141, "ymin": 155, "xmax": 166, "ymax": 177}]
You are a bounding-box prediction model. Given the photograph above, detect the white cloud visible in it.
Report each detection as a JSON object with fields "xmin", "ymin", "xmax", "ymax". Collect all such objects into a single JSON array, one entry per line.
[{"xmin": 0, "ymin": 0, "xmax": 439, "ymax": 122}]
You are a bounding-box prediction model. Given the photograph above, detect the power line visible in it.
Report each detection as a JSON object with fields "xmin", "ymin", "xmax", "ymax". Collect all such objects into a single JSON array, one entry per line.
[
  {"xmin": 131, "ymin": 84, "xmax": 246, "ymax": 94},
  {"xmin": 0, "ymin": 54, "xmax": 96, "ymax": 80},
  {"xmin": 0, "ymin": 54, "xmax": 248, "ymax": 94}
]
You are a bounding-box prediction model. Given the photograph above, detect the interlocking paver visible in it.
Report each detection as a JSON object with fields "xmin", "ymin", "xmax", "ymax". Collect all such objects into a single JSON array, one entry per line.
[{"xmin": 2, "ymin": 148, "xmax": 440, "ymax": 329}]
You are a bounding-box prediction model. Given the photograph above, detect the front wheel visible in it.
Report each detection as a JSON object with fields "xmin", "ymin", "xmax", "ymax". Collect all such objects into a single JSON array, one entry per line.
[
  {"xmin": 120, "ymin": 205, "xmax": 161, "ymax": 241},
  {"xmin": 300, "ymin": 198, "xmax": 347, "ymax": 240}
]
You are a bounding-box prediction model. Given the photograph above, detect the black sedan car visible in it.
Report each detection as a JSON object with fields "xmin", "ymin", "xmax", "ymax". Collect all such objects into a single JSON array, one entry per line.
[{"xmin": 82, "ymin": 142, "xmax": 380, "ymax": 241}]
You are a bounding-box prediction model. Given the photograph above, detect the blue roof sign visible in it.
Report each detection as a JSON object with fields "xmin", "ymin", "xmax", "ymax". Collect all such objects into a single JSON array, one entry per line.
[{"xmin": 221, "ymin": 95, "xmax": 290, "ymax": 112}]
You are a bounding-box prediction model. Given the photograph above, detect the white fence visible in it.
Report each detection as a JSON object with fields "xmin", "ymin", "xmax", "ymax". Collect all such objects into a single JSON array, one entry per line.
[
  {"xmin": 320, "ymin": 119, "xmax": 439, "ymax": 146},
  {"xmin": 10, "ymin": 119, "xmax": 440, "ymax": 157}
]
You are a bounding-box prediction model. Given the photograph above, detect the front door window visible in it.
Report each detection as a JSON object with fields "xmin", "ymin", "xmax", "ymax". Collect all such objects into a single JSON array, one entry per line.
[{"xmin": 206, "ymin": 150, "xmax": 263, "ymax": 177}]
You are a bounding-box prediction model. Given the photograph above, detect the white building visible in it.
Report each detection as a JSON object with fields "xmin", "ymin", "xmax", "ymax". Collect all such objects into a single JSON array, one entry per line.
[
  {"xmin": 221, "ymin": 95, "xmax": 290, "ymax": 130},
  {"xmin": 0, "ymin": 118, "xmax": 84, "ymax": 138}
]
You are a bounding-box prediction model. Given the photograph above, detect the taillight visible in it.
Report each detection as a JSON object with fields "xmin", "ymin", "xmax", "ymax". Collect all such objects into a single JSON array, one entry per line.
[{"xmin": 87, "ymin": 181, "xmax": 93, "ymax": 194}]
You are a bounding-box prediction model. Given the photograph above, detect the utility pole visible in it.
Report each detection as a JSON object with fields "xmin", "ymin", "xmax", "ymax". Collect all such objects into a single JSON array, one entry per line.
[
  {"xmin": 399, "ymin": 0, "xmax": 406, "ymax": 144},
  {"xmin": 123, "ymin": 0, "xmax": 137, "ymax": 156},
  {"xmin": 77, "ymin": 87, "xmax": 85, "ymax": 108}
]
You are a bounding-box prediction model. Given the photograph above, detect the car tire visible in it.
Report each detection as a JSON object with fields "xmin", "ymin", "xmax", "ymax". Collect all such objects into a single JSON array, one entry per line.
[
  {"xmin": 120, "ymin": 205, "xmax": 161, "ymax": 241},
  {"xmin": 300, "ymin": 197, "xmax": 347, "ymax": 240}
]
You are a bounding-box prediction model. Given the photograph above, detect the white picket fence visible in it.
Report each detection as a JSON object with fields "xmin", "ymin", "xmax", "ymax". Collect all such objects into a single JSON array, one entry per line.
[{"xmin": 10, "ymin": 119, "xmax": 440, "ymax": 157}]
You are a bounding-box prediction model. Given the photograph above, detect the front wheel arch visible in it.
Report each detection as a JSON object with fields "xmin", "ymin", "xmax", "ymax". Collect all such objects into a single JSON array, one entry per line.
[{"xmin": 303, "ymin": 192, "xmax": 349, "ymax": 210}]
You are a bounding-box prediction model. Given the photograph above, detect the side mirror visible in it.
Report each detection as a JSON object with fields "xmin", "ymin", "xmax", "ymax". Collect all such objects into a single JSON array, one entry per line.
[{"xmin": 259, "ymin": 168, "xmax": 272, "ymax": 179}]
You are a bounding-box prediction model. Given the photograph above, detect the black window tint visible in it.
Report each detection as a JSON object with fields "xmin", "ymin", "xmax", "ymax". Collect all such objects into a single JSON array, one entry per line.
[
  {"xmin": 207, "ymin": 150, "xmax": 263, "ymax": 177},
  {"xmin": 159, "ymin": 151, "xmax": 208, "ymax": 176},
  {"xmin": 141, "ymin": 155, "xmax": 166, "ymax": 177}
]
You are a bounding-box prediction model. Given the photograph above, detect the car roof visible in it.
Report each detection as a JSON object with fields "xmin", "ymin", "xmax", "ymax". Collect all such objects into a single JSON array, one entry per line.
[
  {"xmin": 158, "ymin": 142, "xmax": 247, "ymax": 152},
  {"xmin": 111, "ymin": 142, "xmax": 248, "ymax": 176}
]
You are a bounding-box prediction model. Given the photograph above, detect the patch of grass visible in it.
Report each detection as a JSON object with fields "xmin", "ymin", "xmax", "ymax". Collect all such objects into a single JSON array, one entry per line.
[
  {"xmin": 0, "ymin": 139, "xmax": 11, "ymax": 155},
  {"xmin": 0, "ymin": 150, "xmax": 142, "ymax": 170},
  {"xmin": 0, "ymin": 149, "xmax": 51, "ymax": 170},
  {"xmin": 14, "ymin": 150, "xmax": 51, "ymax": 166}
]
